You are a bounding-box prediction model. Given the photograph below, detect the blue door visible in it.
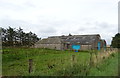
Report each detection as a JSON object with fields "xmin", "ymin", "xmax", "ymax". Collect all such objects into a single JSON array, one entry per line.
[
  {"xmin": 72, "ymin": 45, "xmax": 80, "ymax": 50},
  {"xmin": 98, "ymin": 42, "xmax": 100, "ymax": 50},
  {"xmin": 104, "ymin": 44, "xmax": 106, "ymax": 50}
]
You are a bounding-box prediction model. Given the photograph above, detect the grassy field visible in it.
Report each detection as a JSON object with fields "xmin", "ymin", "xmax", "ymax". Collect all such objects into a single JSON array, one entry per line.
[
  {"xmin": 2, "ymin": 47, "xmax": 119, "ymax": 76},
  {"xmin": 88, "ymin": 52, "xmax": 119, "ymax": 76}
]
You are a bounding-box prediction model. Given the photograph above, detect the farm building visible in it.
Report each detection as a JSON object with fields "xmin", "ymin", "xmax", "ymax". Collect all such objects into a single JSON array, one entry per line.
[{"xmin": 34, "ymin": 34, "xmax": 106, "ymax": 50}]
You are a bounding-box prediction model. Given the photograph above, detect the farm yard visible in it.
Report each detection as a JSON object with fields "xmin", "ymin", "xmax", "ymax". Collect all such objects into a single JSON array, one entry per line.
[{"xmin": 2, "ymin": 47, "xmax": 119, "ymax": 76}]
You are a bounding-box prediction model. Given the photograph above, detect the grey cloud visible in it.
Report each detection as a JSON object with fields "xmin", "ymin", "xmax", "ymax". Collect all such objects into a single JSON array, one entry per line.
[
  {"xmin": 0, "ymin": 18, "xmax": 27, "ymax": 28},
  {"xmin": 84, "ymin": 21, "xmax": 117, "ymax": 33},
  {"xmin": 0, "ymin": 1, "xmax": 23, "ymax": 11},
  {"xmin": 37, "ymin": 27, "xmax": 57, "ymax": 38},
  {"xmin": 0, "ymin": 17, "xmax": 57, "ymax": 38},
  {"xmin": 0, "ymin": 1, "xmax": 35, "ymax": 11},
  {"xmin": 95, "ymin": 22, "xmax": 113, "ymax": 29},
  {"xmin": 95, "ymin": 22, "xmax": 108, "ymax": 28},
  {"xmin": 77, "ymin": 21, "xmax": 117, "ymax": 45},
  {"xmin": 79, "ymin": 27, "xmax": 86, "ymax": 32},
  {"xmin": 39, "ymin": 27, "xmax": 56, "ymax": 33},
  {"xmin": 24, "ymin": 1, "xmax": 36, "ymax": 8},
  {"xmin": 0, "ymin": 18, "xmax": 117, "ymax": 45},
  {"xmin": 96, "ymin": 22, "xmax": 117, "ymax": 33},
  {"xmin": 37, "ymin": 17, "xmax": 72, "ymax": 27},
  {"xmin": 118, "ymin": 26, "xmax": 120, "ymax": 33}
]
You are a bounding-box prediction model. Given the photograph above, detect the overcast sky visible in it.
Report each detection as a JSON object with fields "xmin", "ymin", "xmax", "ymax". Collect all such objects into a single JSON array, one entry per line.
[{"xmin": 0, "ymin": 0, "xmax": 119, "ymax": 45}]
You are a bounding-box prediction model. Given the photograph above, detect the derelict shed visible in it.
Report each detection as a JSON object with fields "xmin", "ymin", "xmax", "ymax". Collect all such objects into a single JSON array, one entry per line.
[
  {"xmin": 34, "ymin": 34, "xmax": 106, "ymax": 50},
  {"xmin": 63, "ymin": 34, "xmax": 102, "ymax": 50},
  {"xmin": 34, "ymin": 37, "xmax": 63, "ymax": 50},
  {"xmin": 63, "ymin": 36, "xmax": 96, "ymax": 50}
]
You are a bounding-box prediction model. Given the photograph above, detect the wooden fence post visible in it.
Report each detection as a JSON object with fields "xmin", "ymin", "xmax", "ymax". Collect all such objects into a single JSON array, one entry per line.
[
  {"xmin": 89, "ymin": 52, "xmax": 95, "ymax": 67},
  {"xmin": 29, "ymin": 59, "xmax": 33, "ymax": 73},
  {"xmin": 72, "ymin": 55, "xmax": 75, "ymax": 62},
  {"xmin": 89, "ymin": 52, "xmax": 92, "ymax": 66},
  {"xmin": 86, "ymin": 52, "xmax": 93, "ymax": 76},
  {"xmin": 71, "ymin": 55, "xmax": 75, "ymax": 67}
]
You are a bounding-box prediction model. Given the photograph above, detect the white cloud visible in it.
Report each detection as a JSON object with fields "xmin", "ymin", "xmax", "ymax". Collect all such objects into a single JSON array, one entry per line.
[{"xmin": 0, "ymin": 0, "xmax": 119, "ymax": 45}]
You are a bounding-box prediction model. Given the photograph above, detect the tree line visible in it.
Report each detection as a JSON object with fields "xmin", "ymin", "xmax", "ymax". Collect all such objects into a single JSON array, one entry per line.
[
  {"xmin": 1, "ymin": 26, "xmax": 40, "ymax": 47},
  {"xmin": 1, "ymin": 26, "xmax": 119, "ymax": 48},
  {"xmin": 111, "ymin": 33, "xmax": 120, "ymax": 48}
]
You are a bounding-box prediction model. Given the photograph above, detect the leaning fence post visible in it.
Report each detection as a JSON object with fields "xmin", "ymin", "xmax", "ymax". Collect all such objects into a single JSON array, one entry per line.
[{"xmin": 29, "ymin": 59, "xmax": 33, "ymax": 73}]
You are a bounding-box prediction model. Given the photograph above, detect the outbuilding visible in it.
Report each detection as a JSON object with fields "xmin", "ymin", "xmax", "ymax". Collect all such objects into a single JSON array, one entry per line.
[{"xmin": 34, "ymin": 34, "xmax": 106, "ymax": 50}]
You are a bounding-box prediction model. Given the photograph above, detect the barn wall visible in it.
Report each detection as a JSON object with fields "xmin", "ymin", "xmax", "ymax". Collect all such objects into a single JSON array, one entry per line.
[
  {"xmin": 100, "ymin": 40, "xmax": 106, "ymax": 49},
  {"xmin": 92, "ymin": 39, "xmax": 106, "ymax": 50},
  {"xmin": 35, "ymin": 44, "xmax": 62, "ymax": 50},
  {"xmin": 81, "ymin": 45, "xmax": 92, "ymax": 50},
  {"xmin": 93, "ymin": 37, "xmax": 101, "ymax": 50},
  {"xmin": 65, "ymin": 44, "xmax": 92, "ymax": 50},
  {"xmin": 34, "ymin": 34, "xmax": 106, "ymax": 51},
  {"xmin": 64, "ymin": 44, "xmax": 72, "ymax": 50}
]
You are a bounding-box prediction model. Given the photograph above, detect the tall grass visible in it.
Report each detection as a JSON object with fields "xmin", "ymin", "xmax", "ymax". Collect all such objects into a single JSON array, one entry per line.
[
  {"xmin": 88, "ymin": 52, "xmax": 118, "ymax": 76},
  {"xmin": 2, "ymin": 47, "xmax": 118, "ymax": 76}
]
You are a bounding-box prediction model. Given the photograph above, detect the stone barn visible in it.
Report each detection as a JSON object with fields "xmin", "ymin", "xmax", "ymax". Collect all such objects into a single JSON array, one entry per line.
[{"xmin": 34, "ymin": 34, "xmax": 106, "ymax": 50}]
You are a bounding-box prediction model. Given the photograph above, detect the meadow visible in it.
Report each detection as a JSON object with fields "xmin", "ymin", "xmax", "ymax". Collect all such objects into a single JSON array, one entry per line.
[{"xmin": 2, "ymin": 47, "xmax": 119, "ymax": 76}]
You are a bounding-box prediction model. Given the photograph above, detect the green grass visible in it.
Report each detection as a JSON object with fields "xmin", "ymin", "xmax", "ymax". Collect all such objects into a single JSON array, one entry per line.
[
  {"xmin": 2, "ymin": 48, "xmax": 90, "ymax": 76},
  {"xmin": 88, "ymin": 52, "xmax": 119, "ymax": 76},
  {"xmin": 2, "ymin": 47, "xmax": 119, "ymax": 76}
]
